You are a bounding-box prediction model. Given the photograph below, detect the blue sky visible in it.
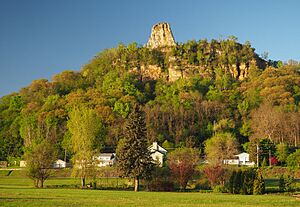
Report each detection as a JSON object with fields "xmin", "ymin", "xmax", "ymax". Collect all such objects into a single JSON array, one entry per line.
[{"xmin": 1, "ymin": 0, "xmax": 300, "ymax": 97}]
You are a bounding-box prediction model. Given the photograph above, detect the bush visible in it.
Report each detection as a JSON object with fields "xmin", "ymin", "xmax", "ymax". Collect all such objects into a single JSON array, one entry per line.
[
  {"xmin": 286, "ymin": 150, "xmax": 300, "ymax": 169},
  {"xmin": 147, "ymin": 180, "xmax": 174, "ymax": 192},
  {"xmin": 284, "ymin": 174, "xmax": 295, "ymax": 192},
  {"xmin": 7, "ymin": 156, "xmax": 21, "ymax": 167},
  {"xmin": 277, "ymin": 174, "xmax": 295, "ymax": 193},
  {"xmin": 213, "ymin": 185, "xmax": 227, "ymax": 193},
  {"xmin": 261, "ymin": 166, "xmax": 300, "ymax": 178}
]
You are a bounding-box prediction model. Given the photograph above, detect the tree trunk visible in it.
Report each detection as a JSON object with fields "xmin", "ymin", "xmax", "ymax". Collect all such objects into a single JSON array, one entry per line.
[
  {"xmin": 40, "ymin": 178, "xmax": 44, "ymax": 188},
  {"xmin": 134, "ymin": 176, "xmax": 139, "ymax": 192},
  {"xmin": 34, "ymin": 179, "xmax": 38, "ymax": 188},
  {"xmin": 81, "ymin": 177, "xmax": 85, "ymax": 188}
]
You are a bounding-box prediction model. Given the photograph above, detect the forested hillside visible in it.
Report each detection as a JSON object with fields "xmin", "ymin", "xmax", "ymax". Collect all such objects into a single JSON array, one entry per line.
[{"xmin": 0, "ymin": 37, "xmax": 300, "ymax": 164}]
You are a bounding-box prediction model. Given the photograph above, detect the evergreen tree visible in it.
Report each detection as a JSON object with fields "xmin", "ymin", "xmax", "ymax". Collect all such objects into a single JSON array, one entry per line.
[
  {"xmin": 253, "ymin": 170, "xmax": 265, "ymax": 195},
  {"xmin": 279, "ymin": 175, "xmax": 285, "ymax": 192},
  {"xmin": 242, "ymin": 168, "xmax": 256, "ymax": 195},
  {"xmin": 233, "ymin": 170, "xmax": 243, "ymax": 194},
  {"xmin": 117, "ymin": 105, "xmax": 154, "ymax": 192},
  {"xmin": 228, "ymin": 170, "xmax": 236, "ymax": 194}
]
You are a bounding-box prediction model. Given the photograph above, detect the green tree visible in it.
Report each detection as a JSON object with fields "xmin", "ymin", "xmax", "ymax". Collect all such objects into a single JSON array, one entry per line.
[
  {"xmin": 116, "ymin": 105, "xmax": 154, "ymax": 192},
  {"xmin": 67, "ymin": 106, "xmax": 103, "ymax": 187},
  {"xmin": 286, "ymin": 149, "xmax": 300, "ymax": 169},
  {"xmin": 205, "ymin": 132, "xmax": 239, "ymax": 165},
  {"xmin": 25, "ymin": 139, "xmax": 57, "ymax": 188},
  {"xmin": 162, "ymin": 140, "xmax": 174, "ymax": 150},
  {"xmin": 19, "ymin": 110, "xmax": 59, "ymax": 188},
  {"xmin": 276, "ymin": 143, "xmax": 289, "ymax": 164}
]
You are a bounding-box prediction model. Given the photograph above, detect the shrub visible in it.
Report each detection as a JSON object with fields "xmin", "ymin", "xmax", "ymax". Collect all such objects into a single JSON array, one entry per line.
[
  {"xmin": 213, "ymin": 185, "xmax": 227, "ymax": 193},
  {"xmin": 286, "ymin": 150, "xmax": 300, "ymax": 169},
  {"xmin": 270, "ymin": 156, "xmax": 278, "ymax": 166},
  {"xmin": 147, "ymin": 180, "xmax": 174, "ymax": 192},
  {"xmin": 284, "ymin": 174, "xmax": 295, "ymax": 192}
]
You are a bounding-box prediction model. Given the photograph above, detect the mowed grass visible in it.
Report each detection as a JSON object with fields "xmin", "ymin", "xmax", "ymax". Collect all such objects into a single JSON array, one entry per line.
[
  {"xmin": 1, "ymin": 187, "xmax": 299, "ymax": 207},
  {"xmin": 0, "ymin": 176, "xmax": 299, "ymax": 207}
]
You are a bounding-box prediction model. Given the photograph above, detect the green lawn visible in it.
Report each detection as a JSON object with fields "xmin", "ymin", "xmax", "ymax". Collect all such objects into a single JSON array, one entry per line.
[
  {"xmin": 1, "ymin": 187, "xmax": 299, "ymax": 207},
  {"xmin": 0, "ymin": 175, "xmax": 299, "ymax": 207}
]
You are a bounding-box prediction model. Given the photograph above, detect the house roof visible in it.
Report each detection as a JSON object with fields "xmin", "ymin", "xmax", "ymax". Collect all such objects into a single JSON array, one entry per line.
[
  {"xmin": 55, "ymin": 159, "xmax": 66, "ymax": 164},
  {"xmin": 95, "ymin": 153, "xmax": 115, "ymax": 159},
  {"xmin": 235, "ymin": 152, "xmax": 249, "ymax": 157},
  {"xmin": 149, "ymin": 142, "xmax": 167, "ymax": 154}
]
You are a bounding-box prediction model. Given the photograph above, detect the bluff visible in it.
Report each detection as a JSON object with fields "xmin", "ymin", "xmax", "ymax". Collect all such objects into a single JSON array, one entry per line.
[{"xmin": 142, "ymin": 22, "xmax": 266, "ymax": 82}]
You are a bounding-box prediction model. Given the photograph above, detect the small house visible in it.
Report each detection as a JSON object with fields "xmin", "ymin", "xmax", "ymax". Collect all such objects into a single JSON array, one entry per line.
[
  {"xmin": 149, "ymin": 142, "xmax": 167, "ymax": 167},
  {"xmin": 224, "ymin": 152, "xmax": 255, "ymax": 166},
  {"xmin": 94, "ymin": 153, "xmax": 116, "ymax": 167},
  {"xmin": 53, "ymin": 159, "xmax": 67, "ymax": 168}
]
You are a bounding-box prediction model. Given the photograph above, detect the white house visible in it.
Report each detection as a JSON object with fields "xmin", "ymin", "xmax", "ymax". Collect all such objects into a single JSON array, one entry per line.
[
  {"xmin": 149, "ymin": 142, "xmax": 167, "ymax": 167},
  {"xmin": 94, "ymin": 153, "xmax": 116, "ymax": 167},
  {"xmin": 53, "ymin": 159, "xmax": 67, "ymax": 168},
  {"xmin": 224, "ymin": 152, "xmax": 255, "ymax": 166},
  {"xmin": 20, "ymin": 160, "xmax": 27, "ymax": 167}
]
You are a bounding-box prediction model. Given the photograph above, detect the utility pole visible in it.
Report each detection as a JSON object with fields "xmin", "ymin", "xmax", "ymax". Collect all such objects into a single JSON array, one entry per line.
[
  {"xmin": 213, "ymin": 120, "xmax": 216, "ymax": 136},
  {"xmin": 256, "ymin": 144, "xmax": 259, "ymax": 167},
  {"xmin": 64, "ymin": 149, "xmax": 67, "ymax": 163}
]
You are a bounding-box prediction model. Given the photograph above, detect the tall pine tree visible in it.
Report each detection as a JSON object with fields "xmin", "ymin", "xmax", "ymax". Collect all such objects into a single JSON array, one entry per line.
[{"xmin": 117, "ymin": 105, "xmax": 153, "ymax": 192}]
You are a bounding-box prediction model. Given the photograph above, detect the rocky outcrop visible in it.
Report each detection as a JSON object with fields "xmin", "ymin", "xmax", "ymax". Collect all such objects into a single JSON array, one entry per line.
[
  {"xmin": 146, "ymin": 23, "xmax": 176, "ymax": 49},
  {"xmin": 168, "ymin": 66, "xmax": 183, "ymax": 82},
  {"xmin": 129, "ymin": 65, "xmax": 166, "ymax": 80},
  {"xmin": 141, "ymin": 65, "xmax": 164, "ymax": 80}
]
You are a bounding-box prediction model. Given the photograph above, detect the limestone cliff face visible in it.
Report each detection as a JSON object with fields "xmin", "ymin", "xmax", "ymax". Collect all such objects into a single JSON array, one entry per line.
[
  {"xmin": 143, "ymin": 23, "xmax": 266, "ymax": 82},
  {"xmin": 146, "ymin": 23, "xmax": 176, "ymax": 49}
]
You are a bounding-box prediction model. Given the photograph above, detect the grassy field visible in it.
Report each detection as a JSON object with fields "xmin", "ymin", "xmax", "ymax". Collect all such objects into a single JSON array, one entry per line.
[
  {"xmin": 0, "ymin": 171, "xmax": 299, "ymax": 207},
  {"xmin": 1, "ymin": 185, "xmax": 299, "ymax": 207}
]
